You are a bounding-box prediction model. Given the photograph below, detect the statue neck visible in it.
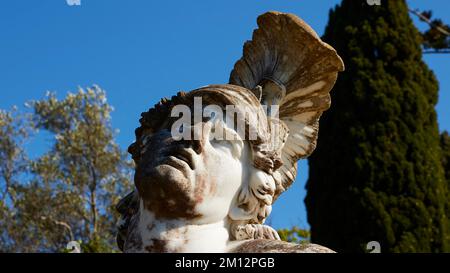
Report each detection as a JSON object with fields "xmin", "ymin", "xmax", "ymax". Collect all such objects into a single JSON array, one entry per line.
[{"xmin": 133, "ymin": 208, "xmax": 232, "ymax": 253}]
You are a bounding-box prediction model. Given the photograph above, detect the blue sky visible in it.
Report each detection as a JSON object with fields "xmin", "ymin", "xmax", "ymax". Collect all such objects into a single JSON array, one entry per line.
[{"xmin": 0, "ymin": 0, "xmax": 449, "ymax": 230}]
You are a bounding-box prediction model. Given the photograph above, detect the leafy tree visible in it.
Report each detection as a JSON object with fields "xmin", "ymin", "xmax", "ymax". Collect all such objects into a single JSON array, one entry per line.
[
  {"xmin": 306, "ymin": 0, "xmax": 449, "ymax": 253},
  {"xmin": 0, "ymin": 108, "xmax": 33, "ymax": 252},
  {"xmin": 278, "ymin": 227, "xmax": 310, "ymax": 244},
  {"xmin": 0, "ymin": 86, "xmax": 132, "ymax": 252}
]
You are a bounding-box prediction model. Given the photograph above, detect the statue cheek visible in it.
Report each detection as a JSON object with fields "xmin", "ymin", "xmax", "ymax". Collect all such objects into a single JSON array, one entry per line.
[
  {"xmin": 193, "ymin": 163, "xmax": 220, "ymax": 204},
  {"xmin": 193, "ymin": 175, "xmax": 209, "ymax": 203}
]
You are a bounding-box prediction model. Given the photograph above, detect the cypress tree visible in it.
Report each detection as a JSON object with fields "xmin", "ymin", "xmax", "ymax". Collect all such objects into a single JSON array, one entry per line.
[
  {"xmin": 305, "ymin": 0, "xmax": 448, "ymax": 252},
  {"xmin": 441, "ymin": 131, "xmax": 450, "ymax": 241},
  {"xmin": 441, "ymin": 132, "xmax": 450, "ymax": 186}
]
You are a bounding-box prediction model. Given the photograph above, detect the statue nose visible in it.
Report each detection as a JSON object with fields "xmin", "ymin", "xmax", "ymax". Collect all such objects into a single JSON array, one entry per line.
[{"xmin": 190, "ymin": 121, "xmax": 213, "ymax": 154}]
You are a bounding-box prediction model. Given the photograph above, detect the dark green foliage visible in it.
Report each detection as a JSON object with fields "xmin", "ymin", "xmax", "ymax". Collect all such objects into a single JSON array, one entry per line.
[
  {"xmin": 421, "ymin": 19, "xmax": 450, "ymax": 51},
  {"xmin": 441, "ymin": 132, "xmax": 450, "ymax": 184},
  {"xmin": 412, "ymin": 10, "xmax": 450, "ymax": 52},
  {"xmin": 306, "ymin": 0, "xmax": 449, "ymax": 252},
  {"xmin": 441, "ymin": 131, "xmax": 450, "ymax": 236}
]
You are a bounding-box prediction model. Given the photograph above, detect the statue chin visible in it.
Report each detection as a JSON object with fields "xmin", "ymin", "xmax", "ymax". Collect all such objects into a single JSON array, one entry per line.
[{"xmin": 135, "ymin": 166, "xmax": 201, "ymax": 220}]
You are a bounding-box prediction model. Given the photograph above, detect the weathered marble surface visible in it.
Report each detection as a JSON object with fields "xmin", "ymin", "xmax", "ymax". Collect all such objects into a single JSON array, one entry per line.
[
  {"xmin": 230, "ymin": 240, "xmax": 335, "ymax": 253},
  {"xmin": 116, "ymin": 11, "xmax": 344, "ymax": 253}
]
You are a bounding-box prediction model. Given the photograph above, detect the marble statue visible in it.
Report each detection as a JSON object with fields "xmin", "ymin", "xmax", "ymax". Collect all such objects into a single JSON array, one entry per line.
[{"xmin": 116, "ymin": 11, "xmax": 344, "ymax": 253}]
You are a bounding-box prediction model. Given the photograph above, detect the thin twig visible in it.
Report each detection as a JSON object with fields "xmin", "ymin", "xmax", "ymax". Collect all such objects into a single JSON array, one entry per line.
[
  {"xmin": 423, "ymin": 50, "xmax": 450, "ymax": 54},
  {"xmin": 40, "ymin": 216, "xmax": 74, "ymax": 241},
  {"xmin": 408, "ymin": 8, "xmax": 450, "ymax": 36}
]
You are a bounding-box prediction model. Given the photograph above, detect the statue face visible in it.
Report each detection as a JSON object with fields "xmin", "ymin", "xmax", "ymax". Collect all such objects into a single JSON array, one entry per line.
[{"xmin": 135, "ymin": 118, "xmax": 248, "ymax": 224}]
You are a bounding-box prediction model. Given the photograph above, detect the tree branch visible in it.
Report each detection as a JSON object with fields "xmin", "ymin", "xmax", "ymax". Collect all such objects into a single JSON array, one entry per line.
[
  {"xmin": 408, "ymin": 8, "xmax": 450, "ymax": 36},
  {"xmin": 1, "ymin": 164, "xmax": 16, "ymax": 204},
  {"xmin": 89, "ymin": 165, "xmax": 98, "ymax": 238},
  {"xmin": 40, "ymin": 216, "xmax": 74, "ymax": 242},
  {"xmin": 423, "ymin": 49, "xmax": 450, "ymax": 54}
]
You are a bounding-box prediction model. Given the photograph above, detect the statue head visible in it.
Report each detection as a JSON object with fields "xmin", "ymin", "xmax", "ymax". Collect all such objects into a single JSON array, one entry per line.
[
  {"xmin": 126, "ymin": 84, "xmax": 286, "ymax": 237},
  {"xmin": 117, "ymin": 11, "xmax": 344, "ymax": 252}
]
